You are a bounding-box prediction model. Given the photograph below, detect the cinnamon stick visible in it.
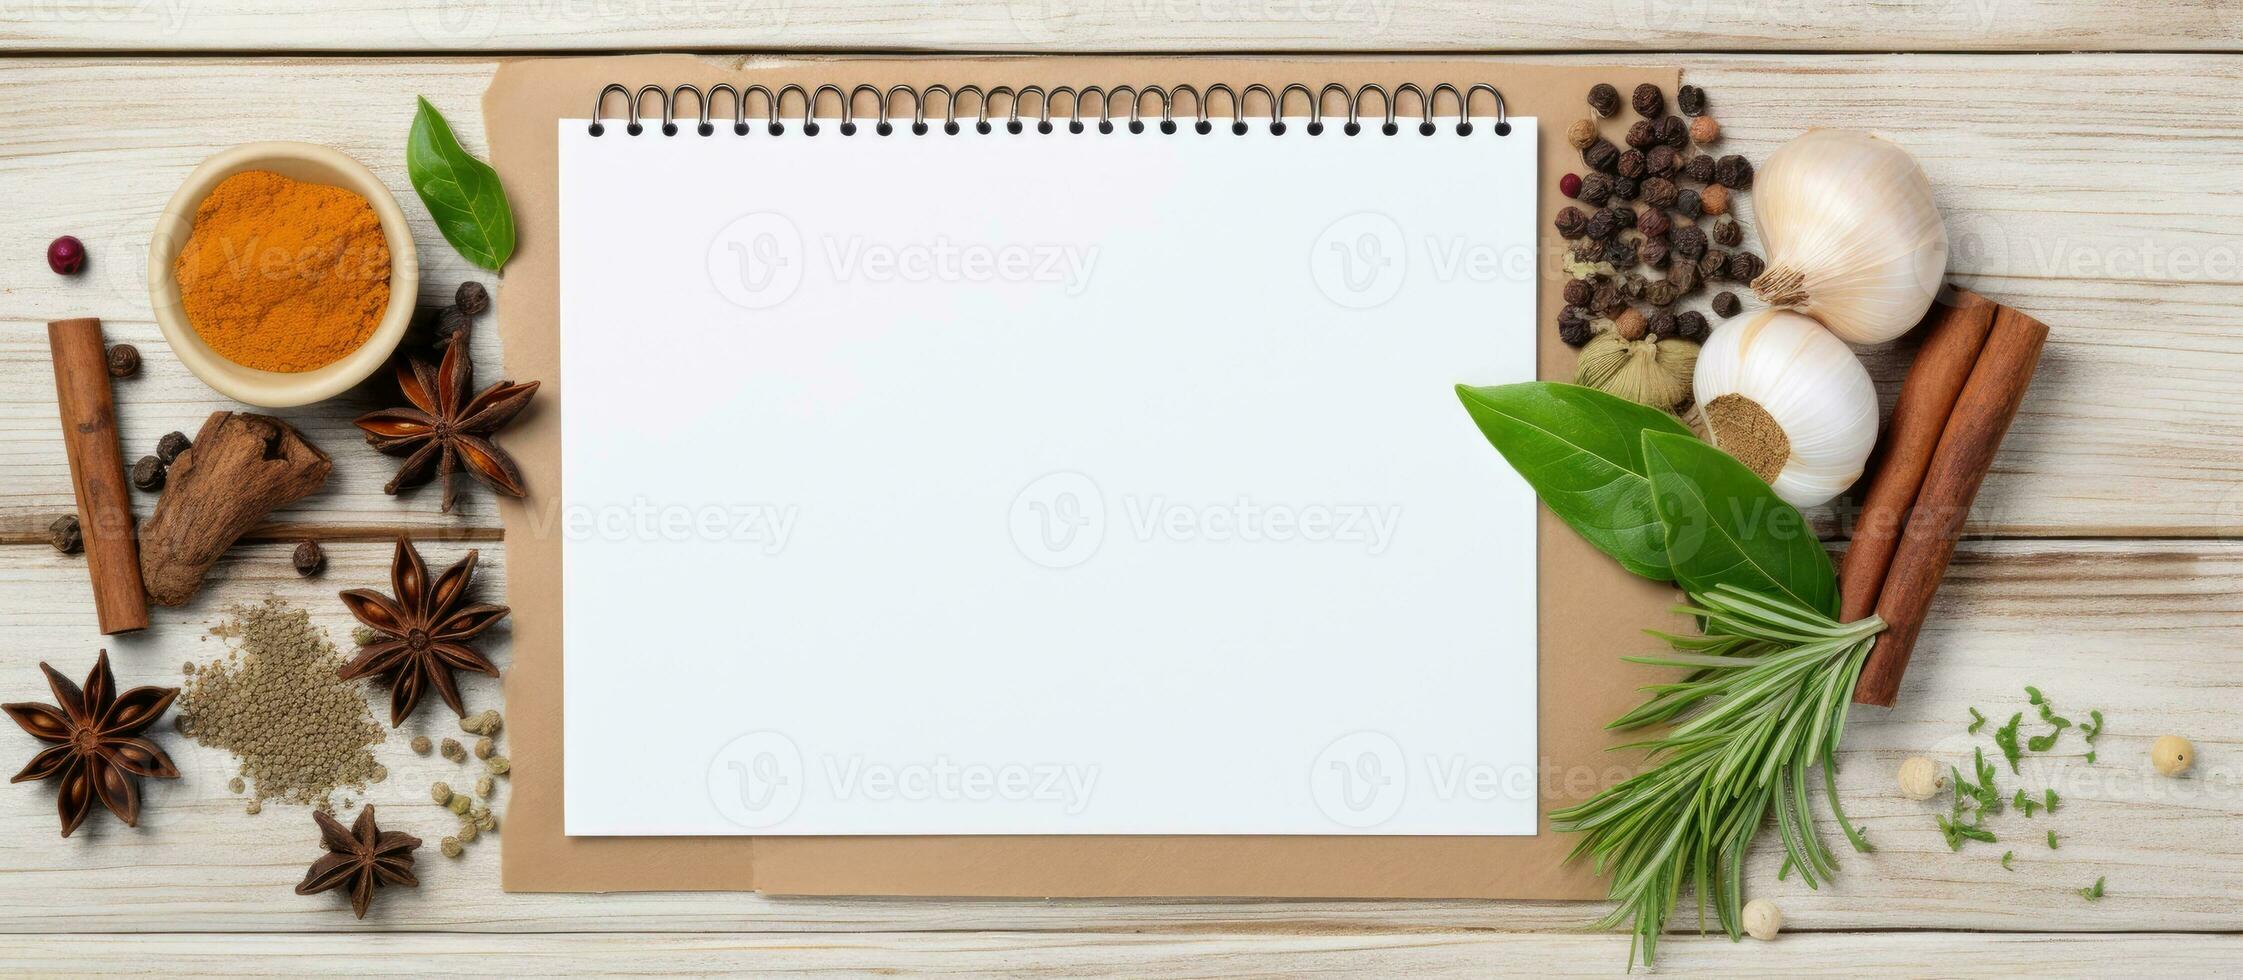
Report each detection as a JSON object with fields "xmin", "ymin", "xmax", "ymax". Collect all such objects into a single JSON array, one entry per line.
[
  {"xmin": 1838, "ymin": 290, "xmax": 1997, "ymax": 623},
  {"xmin": 47, "ymin": 318, "xmax": 149, "ymax": 635},
  {"xmin": 1853, "ymin": 305, "xmax": 2048, "ymax": 706}
]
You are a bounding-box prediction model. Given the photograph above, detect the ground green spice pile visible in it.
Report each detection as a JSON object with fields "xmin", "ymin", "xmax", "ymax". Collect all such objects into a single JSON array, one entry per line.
[{"xmin": 178, "ymin": 598, "xmax": 388, "ymax": 812}]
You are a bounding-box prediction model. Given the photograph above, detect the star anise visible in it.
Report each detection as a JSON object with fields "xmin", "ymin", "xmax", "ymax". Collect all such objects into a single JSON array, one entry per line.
[
  {"xmin": 353, "ymin": 340, "xmax": 538, "ymax": 513},
  {"xmin": 338, "ymin": 537, "xmax": 509, "ymax": 727},
  {"xmin": 4, "ymin": 650, "xmax": 179, "ymax": 837},
  {"xmin": 295, "ymin": 804, "xmax": 420, "ymax": 919}
]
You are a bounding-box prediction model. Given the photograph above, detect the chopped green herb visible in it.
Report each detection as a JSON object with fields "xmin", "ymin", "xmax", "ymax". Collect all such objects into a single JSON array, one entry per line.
[
  {"xmin": 2085, "ymin": 750, "xmax": 2097, "ymax": 764},
  {"xmin": 2047, "ymin": 830, "xmax": 2059, "ymax": 850},
  {"xmin": 2079, "ymin": 876, "xmax": 2105, "ymax": 900},
  {"xmin": 2013, "ymin": 789, "xmax": 2039, "ymax": 818},
  {"xmin": 2045, "ymin": 788, "xmax": 2060, "ymax": 813},
  {"xmin": 2081, "ymin": 709, "xmax": 2104, "ymax": 743},
  {"xmin": 1936, "ymin": 814, "xmax": 1997, "ymax": 851},
  {"xmin": 1968, "ymin": 707, "xmax": 1987, "ymax": 734},
  {"xmin": 2026, "ymin": 685, "xmax": 2045, "ymax": 706},
  {"xmin": 2001, "ymin": 850, "xmax": 2016, "ymax": 871},
  {"xmin": 2028, "ymin": 721, "xmax": 2069, "ymax": 752},
  {"xmin": 1993, "ymin": 713, "xmax": 2024, "ymax": 773}
]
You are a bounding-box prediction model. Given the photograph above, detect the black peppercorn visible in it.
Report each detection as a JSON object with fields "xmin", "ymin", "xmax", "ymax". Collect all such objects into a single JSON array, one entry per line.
[
  {"xmin": 1563, "ymin": 278, "xmax": 1594, "ymax": 307},
  {"xmin": 131, "ymin": 455, "xmax": 165, "ymax": 492},
  {"xmin": 435, "ymin": 305, "xmax": 472, "ymax": 349},
  {"xmin": 1673, "ymin": 310, "xmax": 1710, "ymax": 341},
  {"xmin": 1638, "ymin": 237, "xmax": 1670, "ymax": 269},
  {"xmin": 1591, "ymin": 283, "xmax": 1626, "ymax": 316},
  {"xmin": 1647, "ymin": 310, "xmax": 1677, "ymax": 339},
  {"xmin": 1728, "ymin": 250, "xmax": 1765, "ymax": 282},
  {"xmin": 1578, "ymin": 172, "xmax": 1614, "ymax": 207},
  {"xmin": 155, "ymin": 430, "xmax": 191, "ymax": 464},
  {"xmin": 1583, "ymin": 139, "xmax": 1620, "ymax": 174},
  {"xmin": 1654, "ymin": 116, "xmax": 1688, "ymax": 149},
  {"xmin": 1646, "ymin": 145, "xmax": 1678, "ymax": 177},
  {"xmin": 1555, "ymin": 206, "xmax": 1589, "ymax": 239},
  {"xmin": 1699, "ymin": 249, "xmax": 1730, "ymax": 281},
  {"xmin": 1715, "ymin": 154, "xmax": 1754, "ymax": 189},
  {"xmin": 1644, "ymin": 280, "xmax": 1679, "ymax": 308},
  {"xmin": 293, "ymin": 540, "xmax": 326, "ymax": 577},
  {"xmin": 1602, "ymin": 239, "xmax": 1634, "ymax": 266},
  {"xmin": 1571, "ymin": 241, "xmax": 1603, "ymax": 265},
  {"xmin": 1632, "ymin": 83, "xmax": 1665, "ymax": 118},
  {"xmin": 1585, "ymin": 209, "xmax": 1619, "ymax": 241},
  {"xmin": 1671, "ymin": 225, "xmax": 1708, "ymax": 260},
  {"xmin": 1587, "ymin": 83, "xmax": 1621, "ymax": 119},
  {"xmin": 1622, "ymin": 273, "xmax": 1649, "ymax": 299},
  {"xmin": 1638, "ymin": 208, "xmax": 1672, "ymax": 240},
  {"xmin": 1625, "ymin": 120, "xmax": 1656, "ymax": 150},
  {"xmin": 1558, "ymin": 306, "xmax": 1594, "ymax": 347},
  {"xmin": 1673, "ymin": 187, "xmax": 1703, "ymax": 220},
  {"xmin": 1604, "ymin": 205, "xmax": 1636, "ymax": 230},
  {"xmin": 1712, "ymin": 291, "xmax": 1742, "ymax": 318},
  {"xmin": 1669, "ymin": 262, "xmax": 1701, "ymax": 294},
  {"xmin": 1678, "ymin": 84, "xmax": 1707, "ymax": 117},
  {"xmin": 1617, "ymin": 149, "xmax": 1646, "ymax": 179},
  {"xmin": 1610, "ymin": 177, "xmax": 1639, "ymax": 202},
  {"xmin": 1641, "ymin": 177, "xmax": 1679, "ymax": 210},
  {"xmin": 48, "ymin": 515, "xmax": 81, "ymax": 555},
  {"xmin": 1713, "ymin": 217, "xmax": 1744, "ymax": 248},
  {"xmin": 455, "ymin": 280, "xmax": 492, "ymax": 317},
  {"xmin": 105, "ymin": 344, "xmax": 140, "ymax": 379},
  {"xmin": 1684, "ymin": 154, "xmax": 1717, "ymax": 184}
]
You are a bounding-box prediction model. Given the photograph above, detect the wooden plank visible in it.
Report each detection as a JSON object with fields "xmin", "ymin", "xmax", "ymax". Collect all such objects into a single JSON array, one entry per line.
[
  {"xmin": 1, "ymin": 931, "xmax": 2238, "ymax": 975},
  {"xmin": 5, "ymin": 55, "xmax": 2242, "ymax": 539},
  {"xmin": 4, "ymin": 0, "xmax": 2242, "ymax": 54},
  {"xmin": 0, "ymin": 538, "xmax": 2235, "ymax": 933}
]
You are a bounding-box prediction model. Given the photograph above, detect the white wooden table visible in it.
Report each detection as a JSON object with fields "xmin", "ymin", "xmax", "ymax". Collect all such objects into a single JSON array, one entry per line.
[{"xmin": 4, "ymin": 4, "xmax": 2241, "ymax": 975}]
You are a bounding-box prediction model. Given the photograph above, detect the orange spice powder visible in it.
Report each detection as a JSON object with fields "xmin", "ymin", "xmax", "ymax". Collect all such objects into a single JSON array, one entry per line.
[{"xmin": 175, "ymin": 171, "xmax": 392, "ymax": 373}]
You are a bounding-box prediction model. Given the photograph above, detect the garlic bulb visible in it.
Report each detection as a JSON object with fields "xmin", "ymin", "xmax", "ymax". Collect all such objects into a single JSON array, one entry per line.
[
  {"xmin": 1692, "ymin": 310, "xmax": 1878, "ymax": 508},
  {"xmin": 1751, "ymin": 129, "xmax": 1948, "ymax": 345}
]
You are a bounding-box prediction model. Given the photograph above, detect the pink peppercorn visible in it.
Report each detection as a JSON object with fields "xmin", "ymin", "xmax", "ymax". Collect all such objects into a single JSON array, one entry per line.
[
  {"xmin": 1559, "ymin": 173, "xmax": 1583, "ymax": 199},
  {"xmin": 47, "ymin": 236, "xmax": 86, "ymax": 276}
]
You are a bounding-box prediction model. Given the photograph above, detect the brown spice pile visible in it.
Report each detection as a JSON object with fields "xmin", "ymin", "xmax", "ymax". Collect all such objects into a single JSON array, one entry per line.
[
  {"xmin": 178, "ymin": 598, "xmax": 388, "ymax": 812},
  {"xmin": 1705, "ymin": 393, "xmax": 1791, "ymax": 483}
]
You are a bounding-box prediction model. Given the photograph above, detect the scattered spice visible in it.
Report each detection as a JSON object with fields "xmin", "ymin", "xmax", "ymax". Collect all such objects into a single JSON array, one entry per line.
[
  {"xmin": 47, "ymin": 515, "xmax": 81, "ymax": 555},
  {"xmin": 1713, "ymin": 217, "xmax": 1744, "ymax": 248},
  {"xmin": 177, "ymin": 598, "xmax": 388, "ymax": 812},
  {"xmin": 1624, "ymin": 121, "xmax": 1655, "ymax": 151},
  {"xmin": 47, "ymin": 235, "xmax": 87, "ymax": 276},
  {"xmin": 441, "ymin": 836, "xmax": 464, "ymax": 858},
  {"xmin": 1689, "ymin": 116, "xmax": 1720, "ymax": 146},
  {"xmin": 337, "ymin": 537, "xmax": 508, "ymax": 726},
  {"xmin": 1559, "ymin": 172, "xmax": 1583, "ymax": 199},
  {"xmin": 1727, "ymin": 251, "xmax": 1766, "ymax": 283},
  {"xmin": 1558, "ymin": 307, "xmax": 1593, "ymax": 347},
  {"xmin": 1712, "ymin": 292, "xmax": 1742, "ymax": 318},
  {"xmin": 1566, "ymin": 119, "xmax": 1598, "ymax": 150},
  {"xmin": 1742, "ymin": 899, "xmax": 1781, "ymax": 941},
  {"xmin": 1674, "ymin": 312, "xmax": 1710, "ymax": 343},
  {"xmin": 1677, "ymin": 85, "xmax": 1707, "ymax": 117},
  {"xmin": 455, "ymin": 281, "xmax": 492, "ymax": 317},
  {"xmin": 293, "ymin": 540, "xmax": 327, "ymax": 577},
  {"xmin": 352, "ymin": 341, "xmax": 540, "ymax": 513},
  {"xmin": 441, "ymin": 738, "xmax": 467, "ymax": 763},
  {"xmin": 2, "ymin": 651, "xmax": 180, "ymax": 836},
  {"xmin": 1583, "ymin": 139, "xmax": 1620, "ymax": 174},
  {"xmin": 1700, "ymin": 184, "xmax": 1730, "ymax": 216},
  {"xmin": 1631, "ymin": 83, "xmax": 1665, "ymax": 118},
  {"xmin": 431, "ymin": 781, "xmax": 453, "ymax": 805},
  {"xmin": 175, "ymin": 171, "xmax": 391, "ymax": 373},
  {"xmin": 1555, "ymin": 207, "xmax": 1589, "ymax": 240},
  {"xmin": 105, "ymin": 344, "xmax": 140, "ymax": 379},
  {"xmin": 411, "ymin": 735, "xmax": 432, "ymax": 755},
  {"xmin": 474, "ymin": 737, "xmax": 495, "ymax": 760},
  {"xmin": 1614, "ymin": 309, "xmax": 1647, "ymax": 341},
  {"xmin": 155, "ymin": 430, "xmax": 192, "ymax": 464},
  {"xmin": 1716, "ymin": 154, "xmax": 1755, "ymax": 189},
  {"xmin": 476, "ymin": 774, "xmax": 495, "ymax": 797},
  {"xmin": 131, "ymin": 455, "xmax": 166, "ymax": 492},
  {"xmin": 1685, "ymin": 154, "xmax": 1716, "ymax": 184},
  {"xmin": 2152, "ymin": 734, "xmax": 2193, "ymax": 775},
  {"xmin": 1587, "ymin": 83, "xmax": 1621, "ymax": 118},
  {"xmin": 433, "ymin": 306, "xmax": 472, "ymax": 350},
  {"xmin": 296, "ymin": 804, "xmax": 419, "ymax": 919},
  {"xmin": 447, "ymin": 793, "xmax": 471, "ymax": 815},
  {"xmin": 485, "ymin": 756, "xmax": 510, "ymax": 776}
]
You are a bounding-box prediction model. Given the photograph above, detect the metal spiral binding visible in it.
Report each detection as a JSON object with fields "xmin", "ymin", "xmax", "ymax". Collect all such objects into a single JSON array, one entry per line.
[{"xmin": 587, "ymin": 82, "xmax": 1509, "ymax": 138}]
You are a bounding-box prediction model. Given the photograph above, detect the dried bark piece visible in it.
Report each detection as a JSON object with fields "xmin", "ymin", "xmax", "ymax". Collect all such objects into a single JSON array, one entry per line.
[{"xmin": 138, "ymin": 412, "xmax": 331, "ymax": 606}]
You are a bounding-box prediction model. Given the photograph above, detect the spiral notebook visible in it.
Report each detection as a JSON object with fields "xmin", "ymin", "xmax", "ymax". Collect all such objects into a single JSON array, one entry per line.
[{"xmin": 493, "ymin": 55, "xmax": 1681, "ymax": 895}]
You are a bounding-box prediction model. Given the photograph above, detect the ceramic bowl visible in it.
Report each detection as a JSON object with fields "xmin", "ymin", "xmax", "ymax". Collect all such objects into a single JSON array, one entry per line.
[{"xmin": 149, "ymin": 142, "xmax": 417, "ymax": 408}]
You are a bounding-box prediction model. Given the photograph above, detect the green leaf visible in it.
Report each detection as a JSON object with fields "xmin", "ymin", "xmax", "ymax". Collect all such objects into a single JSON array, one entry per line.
[
  {"xmin": 1639, "ymin": 430, "xmax": 1838, "ymax": 617},
  {"xmin": 408, "ymin": 96, "xmax": 516, "ymax": 271},
  {"xmin": 2047, "ymin": 830, "xmax": 2059, "ymax": 850},
  {"xmin": 2001, "ymin": 850, "xmax": 2016, "ymax": 870},
  {"xmin": 1453, "ymin": 383, "xmax": 1693, "ymax": 580},
  {"xmin": 2080, "ymin": 876, "xmax": 2105, "ymax": 900},
  {"xmin": 1967, "ymin": 707, "xmax": 1986, "ymax": 734}
]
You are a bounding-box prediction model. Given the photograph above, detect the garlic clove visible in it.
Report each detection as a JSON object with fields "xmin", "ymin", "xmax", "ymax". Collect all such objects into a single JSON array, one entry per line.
[
  {"xmin": 1693, "ymin": 309, "xmax": 1879, "ymax": 508},
  {"xmin": 1750, "ymin": 129, "xmax": 1948, "ymax": 346}
]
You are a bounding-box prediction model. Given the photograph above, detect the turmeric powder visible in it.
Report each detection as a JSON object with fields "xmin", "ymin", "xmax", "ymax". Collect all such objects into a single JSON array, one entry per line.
[{"xmin": 175, "ymin": 171, "xmax": 392, "ymax": 373}]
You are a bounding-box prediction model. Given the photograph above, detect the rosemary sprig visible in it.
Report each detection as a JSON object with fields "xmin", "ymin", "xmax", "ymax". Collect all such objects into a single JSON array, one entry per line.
[{"xmin": 1552, "ymin": 584, "xmax": 1885, "ymax": 968}]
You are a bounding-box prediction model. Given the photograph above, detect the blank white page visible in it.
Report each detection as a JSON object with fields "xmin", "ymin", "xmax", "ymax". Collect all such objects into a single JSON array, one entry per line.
[{"xmin": 558, "ymin": 116, "xmax": 1541, "ymax": 835}]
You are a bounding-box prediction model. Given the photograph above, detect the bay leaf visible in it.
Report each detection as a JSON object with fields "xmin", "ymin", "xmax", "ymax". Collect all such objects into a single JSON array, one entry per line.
[
  {"xmin": 407, "ymin": 96, "xmax": 516, "ymax": 272},
  {"xmin": 1639, "ymin": 430, "xmax": 1838, "ymax": 616},
  {"xmin": 1454, "ymin": 382, "xmax": 1694, "ymax": 581}
]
